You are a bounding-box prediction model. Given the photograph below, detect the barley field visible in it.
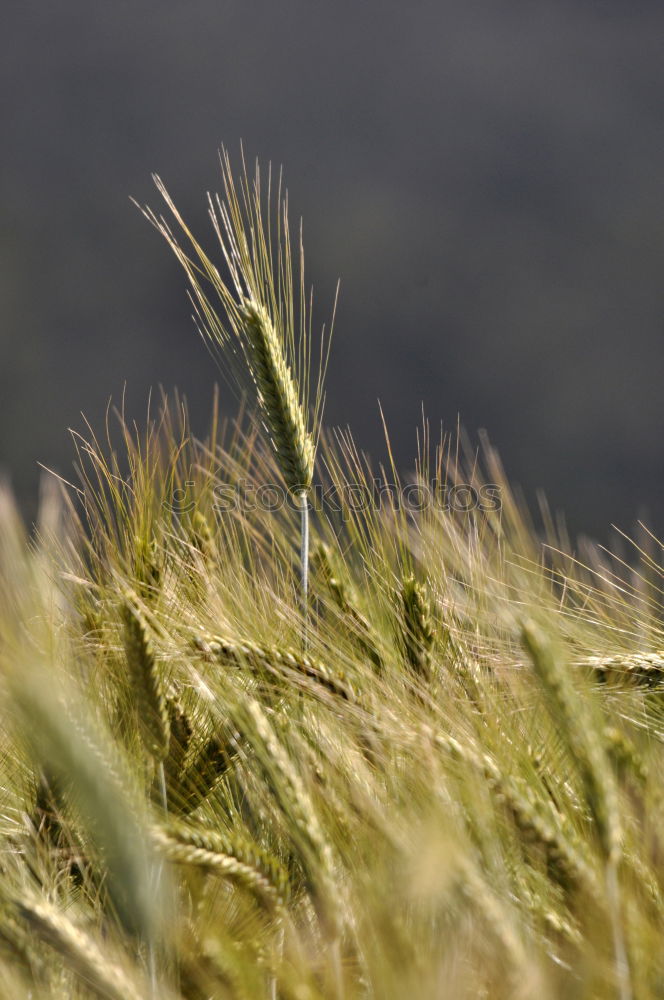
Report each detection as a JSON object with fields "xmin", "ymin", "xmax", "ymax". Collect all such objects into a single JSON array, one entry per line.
[{"xmin": 0, "ymin": 154, "xmax": 663, "ymax": 999}]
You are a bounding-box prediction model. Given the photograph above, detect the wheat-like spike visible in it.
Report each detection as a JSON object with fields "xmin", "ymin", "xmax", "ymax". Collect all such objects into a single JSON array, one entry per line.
[
  {"xmin": 401, "ymin": 575, "xmax": 435, "ymax": 679},
  {"xmin": 313, "ymin": 543, "xmax": 384, "ymax": 672},
  {"xmin": 435, "ymin": 732, "xmax": 600, "ymax": 899},
  {"xmin": 194, "ymin": 633, "xmax": 355, "ymax": 702},
  {"xmin": 497, "ymin": 775, "xmax": 600, "ymax": 896},
  {"xmin": 522, "ymin": 622, "xmax": 632, "ymax": 1000},
  {"xmin": 172, "ymin": 732, "xmax": 235, "ymax": 815},
  {"xmin": 240, "ymin": 699, "xmax": 342, "ymax": 936},
  {"xmin": 190, "ymin": 509, "xmax": 215, "ymax": 560},
  {"xmin": 152, "ymin": 821, "xmax": 290, "ymax": 910},
  {"xmin": 163, "ymin": 698, "xmax": 193, "ymax": 783},
  {"xmin": 457, "ymin": 859, "xmax": 531, "ymax": 986},
  {"xmin": 121, "ymin": 590, "xmax": 169, "ymax": 760},
  {"xmin": 133, "ymin": 533, "xmax": 161, "ymax": 598},
  {"xmin": 517, "ymin": 885, "xmax": 582, "ymax": 944},
  {"xmin": 604, "ymin": 727, "xmax": 648, "ymax": 787},
  {"xmin": 151, "ymin": 697, "xmax": 199, "ymax": 811},
  {"xmin": 522, "ymin": 622, "xmax": 621, "ymax": 865},
  {"xmin": 13, "ymin": 896, "xmax": 144, "ymax": 1000},
  {"xmin": 239, "ymin": 300, "xmax": 314, "ymax": 494},
  {"xmin": 581, "ymin": 651, "xmax": 664, "ymax": 687},
  {"xmin": 180, "ymin": 936, "xmax": 261, "ymax": 1000}
]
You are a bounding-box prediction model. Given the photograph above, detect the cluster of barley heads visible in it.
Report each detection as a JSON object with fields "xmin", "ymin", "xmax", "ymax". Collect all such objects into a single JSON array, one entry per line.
[{"xmin": 0, "ymin": 153, "xmax": 663, "ymax": 999}]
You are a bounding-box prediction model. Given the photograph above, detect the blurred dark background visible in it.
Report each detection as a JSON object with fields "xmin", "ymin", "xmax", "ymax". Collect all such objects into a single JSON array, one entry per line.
[{"xmin": 1, "ymin": 0, "xmax": 663, "ymax": 541}]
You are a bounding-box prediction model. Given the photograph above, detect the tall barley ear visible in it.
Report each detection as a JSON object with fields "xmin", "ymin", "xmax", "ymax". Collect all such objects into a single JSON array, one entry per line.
[
  {"xmin": 522, "ymin": 620, "xmax": 631, "ymax": 1000},
  {"xmin": 139, "ymin": 149, "xmax": 334, "ymax": 625}
]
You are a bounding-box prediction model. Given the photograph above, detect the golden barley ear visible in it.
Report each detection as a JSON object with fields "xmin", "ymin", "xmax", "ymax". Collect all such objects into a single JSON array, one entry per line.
[
  {"xmin": 582, "ymin": 650, "xmax": 664, "ymax": 687},
  {"xmin": 12, "ymin": 896, "xmax": 145, "ymax": 1000},
  {"xmin": 121, "ymin": 591, "xmax": 170, "ymax": 761}
]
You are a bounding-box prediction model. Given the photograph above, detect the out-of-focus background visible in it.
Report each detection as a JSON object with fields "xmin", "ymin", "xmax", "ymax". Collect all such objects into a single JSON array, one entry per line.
[{"xmin": 1, "ymin": 0, "xmax": 663, "ymax": 540}]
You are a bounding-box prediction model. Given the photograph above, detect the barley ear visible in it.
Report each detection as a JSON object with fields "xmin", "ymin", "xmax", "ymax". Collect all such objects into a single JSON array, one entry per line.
[
  {"xmin": 152, "ymin": 821, "xmax": 290, "ymax": 911},
  {"xmin": 13, "ymin": 896, "xmax": 144, "ymax": 1000},
  {"xmin": 121, "ymin": 590, "xmax": 169, "ymax": 760},
  {"xmin": 401, "ymin": 574, "xmax": 435, "ymax": 680},
  {"xmin": 522, "ymin": 621, "xmax": 620, "ymax": 863},
  {"xmin": 239, "ymin": 299, "xmax": 314, "ymax": 495},
  {"xmin": 313, "ymin": 543, "xmax": 383, "ymax": 672},
  {"xmin": 522, "ymin": 620, "xmax": 632, "ymax": 1000}
]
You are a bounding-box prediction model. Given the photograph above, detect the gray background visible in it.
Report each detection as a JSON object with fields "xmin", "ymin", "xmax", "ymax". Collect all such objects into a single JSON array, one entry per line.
[{"xmin": 2, "ymin": 0, "xmax": 663, "ymax": 540}]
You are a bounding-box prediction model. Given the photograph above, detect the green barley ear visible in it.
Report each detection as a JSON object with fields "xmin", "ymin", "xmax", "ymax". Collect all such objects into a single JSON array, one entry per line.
[
  {"xmin": 401, "ymin": 574, "xmax": 435, "ymax": 680},
  {"xmin": 195, "ymin": 632, "xmax": 355, "ymax": 703},
  {"xmin": 9, "ymin": 669, "xmax": 161, "ymax": 944},
  {"xmin": 522, "ymin": 621, "xmax": 620, "ymax": 864},
  {"xmin": 190, "ymin": 509, "xmax": 215, "ymax": 560},
  {"xmin": 313, "ymin": 543, "xmax": 383, "ymax": 672},
  {"xmin": 604, "ymin": 727, "xmax": 647, "ymax": 788},
  {"xmin": 170, "ymin": 732, "xmax": 235, "ymax": 815},
  {"xmin": 521, "ymin": 620, "xmax": 632, "ymax": 1000},
  {"xmin": 121, "ymin": 590, "xmax": 169, "ymax": 761},
  {"xmin": 234, "ymin": 698, "xmax": 342, "ymax": 937},
  {"xmin": 152, "ymin": 821, "xmax": 290, "ymax": 911},
  {"xmin": 152, "ymin": 698, "xmax": 194, "ymax": 811},
  {"xmin": 239, "ymin": 299, "xmax": 314, "ymax": 494}
]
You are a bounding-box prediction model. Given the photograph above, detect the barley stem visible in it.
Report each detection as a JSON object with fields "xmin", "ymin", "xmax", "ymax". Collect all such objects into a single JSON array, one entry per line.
[{"xmin": 299, "ymin": 490, "xmax": 310, "ymax": 646}]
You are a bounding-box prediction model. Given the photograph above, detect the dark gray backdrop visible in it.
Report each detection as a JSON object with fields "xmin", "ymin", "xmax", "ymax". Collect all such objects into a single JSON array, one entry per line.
[{"xmin": 2, "ymin": 0, "xmax": 663, "ymax": 540}]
